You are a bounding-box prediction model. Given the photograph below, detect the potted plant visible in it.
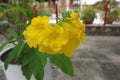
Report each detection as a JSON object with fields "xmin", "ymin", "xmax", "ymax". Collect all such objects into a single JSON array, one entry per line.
[
  {"xmin": 106, "ymin": 6, "xmax": 120, "ymax": 24},
  {"xmin": 98, "ymin": 6, "xmax": 120, "ymax": 24},
  {"xmin": 80, "ymin": 6, "xmax": 96, "ymax": 24},
  {"xmin": 0, "ymin": 1, "xmax": 86, "ymax": 80},
  {"xmin": 0, "ymin": 46, "xmax": 52, "ymax": 80},
  {"xmin": 95, "ymin": 0, "xmax": 120, "ymax": 24}
]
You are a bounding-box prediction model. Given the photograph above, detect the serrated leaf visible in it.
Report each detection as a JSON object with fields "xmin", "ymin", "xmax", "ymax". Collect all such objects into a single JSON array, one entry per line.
[
  {"xmin": 21, "ymin": 44, "xmax": 45, "ymax": 80},
  {"xmin": 49, "ymin": 54, "xmax": 74, "ymax": 76},
  {"xmin": 4, "ymin": 42, "xmax": 25, "ymax": 69},
  {"xmin": 7, "ymin": 28, "xmax": 18, "ymax": 38}
]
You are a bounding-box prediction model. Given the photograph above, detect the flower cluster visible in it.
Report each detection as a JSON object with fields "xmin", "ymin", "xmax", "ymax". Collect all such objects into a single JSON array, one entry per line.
[{"xmin": 23, "ymin": 12, "xmax": 86, "ymax": 57}]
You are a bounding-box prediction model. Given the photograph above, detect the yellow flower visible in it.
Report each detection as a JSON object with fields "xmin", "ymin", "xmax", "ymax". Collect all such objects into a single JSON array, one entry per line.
[
  {"xmin": 58, "ymin": 22, "xmax": 86, "ymax": 57},
  {"xmin": 0, "ymin": 12, "xmax": 3, "ymax": 18},
  {"xmin": 59, "ymin": 32, "xmax": 80, "ymax": 57},
  {"xmin": 23, "ymin": 25, "xmax": 41, "ymax": 48},
  {"xmin": 63, "ymin": 21, "xmax": 86, "ymax": 42},
  {"xmin": 23, "ymin": 12, "xmax": 86, "ymax": 57},
  {"xmin": 59, "ymin": 12, "xmax": 86, "ymax": 57},
  {"xmin": 72, "ymin": 21, "xmax": 86, "ymax": 42},
  {"xmin": 69, "ymin": 12, "xmax": 86, "ymax": 42},
  {"xmin": 31, "ymin": 16, "xmax": 49, "ymax": 31},
  {"xmin": 23, "ymin": 16, "xmax": 50, "ymax": 48},
  {"xmin": 39, "ymin": 24, "xmax": 69, "ymax": 54},
  {"xmin": 68, "ymin": 12, "xmax": 79, "ymax": 21}
]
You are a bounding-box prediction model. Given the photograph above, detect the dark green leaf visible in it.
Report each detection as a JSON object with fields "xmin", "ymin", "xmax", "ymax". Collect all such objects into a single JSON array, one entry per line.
[
  {"xmin": 49, "ymin": 54, "xmax": 74, "ymax": 76},
  {"xmin": 22, "ymin": 63, "xmax": 33, "ymax": 80},
  {"xmin": 21, "ymin": 44, "xmax": 45, "ymax": 80},
  {"xmin": 34, "ymin": 48, "xmax": 48, "ymax": 67},
  {"xmin": 4, "ymin": 42, "xmax": 25, "ymax": 69},
  {"xmin": 7, "ymin": 28, "xmax": 18, "ymax": 38},
  {"xmin": 26, "ymin": 10, "xmax": 34, "ymax": 19},
  {"xmin": 14, "ymin": 22, "xmax": 27, "ymax": 27}
]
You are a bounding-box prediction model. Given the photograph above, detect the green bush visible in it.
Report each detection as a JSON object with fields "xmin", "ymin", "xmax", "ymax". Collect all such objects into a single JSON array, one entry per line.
[
  {"xmin": 107, "ymin": 10, "xmax": 118, "ymax": 23},
  {"xmin": 107, "ymin": 6, "xmax": 120, "ymax": 23},
  {"xmin": 80, "ymin": 6, "xmax": 96, "ymax": 23}
]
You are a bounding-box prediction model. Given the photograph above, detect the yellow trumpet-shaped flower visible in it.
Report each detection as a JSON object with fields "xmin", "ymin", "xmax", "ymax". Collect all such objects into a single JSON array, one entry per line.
[
  {"xmin": 72, "ymin": 21, "xmax": 86, "ymax": 42},
  {"xmin": 63, "ymin": 21, "xmax": 86, "ymax": 42},
  {"xmin": 23, "ymin": 12, "xmax": 86, "ymax": 57},
  {"xmin": 59, "ymin": 32, "xmax": 80, "ymax": 57},
  {"xmin": 39, "ymin": 24, "xmax": 69, "ymax": 54},
  {"xmin": 23, "ymin": 16, "xmax": 50, "ymax": 48},
  {"xmin": 31, "ymin": 16, "xmax": 49, "ymax": 30}
]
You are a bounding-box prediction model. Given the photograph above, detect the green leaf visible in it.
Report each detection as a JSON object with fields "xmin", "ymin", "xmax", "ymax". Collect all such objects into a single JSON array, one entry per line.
[
  {"xmin": 26, "ymin": 9, "xmax": 34, "ymax": 19},
  {"xmin": 14, "ymin": 22, "xmax": 27, "ymax": 27},
  {"xmin": 4, "ymin": 6, "xmax": 27, "ymax": 15},
  {"xmin": 34, "ymin": 48, "xmax": 48, "ymax": 67},
  {"xmin": 21, "ymin": 44, "xmax": 45, "ymax": 80},
  {"xmin": 4, "ymin": 42, "xmax": 25, "ymax": 69},
  {"xmin": 49, "ymin": 54, "xmax": 74, "ymax": 76},
  {"xmin": 7, "ymin": 28, "xmax": 18, "ymax": 38}
]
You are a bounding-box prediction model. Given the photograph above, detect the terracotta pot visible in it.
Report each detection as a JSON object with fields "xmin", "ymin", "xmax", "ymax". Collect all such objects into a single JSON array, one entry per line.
[{"xmin": 83, "ymin": 19, "xmax": 94, "ymax": 24}]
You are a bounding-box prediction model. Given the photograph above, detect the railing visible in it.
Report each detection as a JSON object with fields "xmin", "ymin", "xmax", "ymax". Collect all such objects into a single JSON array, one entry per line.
[{"xmin": 86, "ymin": 24, "xmax": 120, "ymax": 36}]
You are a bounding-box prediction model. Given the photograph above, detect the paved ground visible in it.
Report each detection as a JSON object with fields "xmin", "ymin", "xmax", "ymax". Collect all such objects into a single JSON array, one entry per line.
[
  {"xmin": 52, "ymin": 36, "xmax": 120, "ymax": 80},
  {"xmin": 0, "ymin": 67, "xmax": 7, "ymax": 80},
  {"xmin": 0, "ymin": 35, "xmax": 120, "ymax": 80}
]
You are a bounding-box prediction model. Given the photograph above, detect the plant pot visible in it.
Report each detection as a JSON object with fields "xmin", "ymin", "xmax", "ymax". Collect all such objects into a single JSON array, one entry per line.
[
  {"xmin": 0, "ymin": 46, "xmax": 52, "ymax": 80},
  {"xmin": 83, "ymin": 19, "xmax": 94, "ymax": 24},
  {"xmin": 106, "ymin": 18, "xmax": 114, "ymax": 24},
  {"xmin": 83, "ymin": 20, "xmax": 93, "ymax": 24}
]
